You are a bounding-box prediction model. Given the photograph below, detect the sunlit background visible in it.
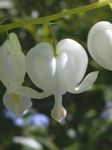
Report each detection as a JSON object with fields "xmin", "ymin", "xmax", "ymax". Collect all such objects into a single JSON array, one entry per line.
[{"xmin": 0, "ymin": 0, "xmax": 112, "ymax": 149}]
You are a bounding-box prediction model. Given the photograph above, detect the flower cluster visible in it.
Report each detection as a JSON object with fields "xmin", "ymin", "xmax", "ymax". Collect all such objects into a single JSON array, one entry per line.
[{"xmin": 1, "ymin": 20, "xmax": 111, "ymax": 123}]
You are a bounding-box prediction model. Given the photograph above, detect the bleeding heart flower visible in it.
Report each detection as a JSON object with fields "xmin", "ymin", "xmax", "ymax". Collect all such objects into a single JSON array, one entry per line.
[
  {"xmin": 0, "ymin": 33, "xmax": 51, "ymax": 116},
  {"xmin": 26, "ymin": 39, "xmax": 98, "ymax": 122},
  {"xmin": 88, "ymin": 21, "xmax": 112, "ymax": 71},
  {"xmin": 0, "ymin": 33, "xmax": 32, "ymax": 116}
]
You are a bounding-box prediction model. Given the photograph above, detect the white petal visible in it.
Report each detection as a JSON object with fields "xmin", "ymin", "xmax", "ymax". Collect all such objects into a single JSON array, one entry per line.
[
  {"xmin": 9, "ymin": 33, "xmax": 22, "ymax": 53},
  {"xmin": 0, "ymin": 33, "xmax": 25, "ymax": 87},
  {"xmin": 51, "ymin": 95, "xmax": 67, "ymax": 122},
  {"xmin": 74, "ymin": 71, "xmax": 99, "ymax": 94},
  {"xmin": 11, "ymin": 85, "xmax": 51, "ymax": 99},
  {"xmin": 26, "ymin": 42, "xmax": 56, "ymax": 94},
  {"xmin": 56, "ymin": 39, "xmax": 88, "ymax": 92},
  {"xmin": 88, "ymin": 21, "xmax": 112, "ymax": 70},
  {"xmin": 3, "ymin": 92, "xmax": 32, "ymax": 116},
  {"xmin": 13, "ymin": 137, "xmax": 42, "ymax": 150}
]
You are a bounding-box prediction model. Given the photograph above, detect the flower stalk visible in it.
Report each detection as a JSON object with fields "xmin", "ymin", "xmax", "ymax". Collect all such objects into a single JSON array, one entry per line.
[{"xmin": 0, "ymin": 0, "xmax": 111, "ymax": 33}]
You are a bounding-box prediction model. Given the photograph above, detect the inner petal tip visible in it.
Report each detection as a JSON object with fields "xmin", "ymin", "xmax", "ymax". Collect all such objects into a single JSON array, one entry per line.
[{"xmin": 51, "ymin": 106, "xmax": 67, "ymax": 123}]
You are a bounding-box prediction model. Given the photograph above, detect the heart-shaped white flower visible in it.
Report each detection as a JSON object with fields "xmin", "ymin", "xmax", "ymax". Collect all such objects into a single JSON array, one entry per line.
[
  {"xmin": 0, "ymin": 33, "xmax": 31, "ymax": 116},
  {"xmin": 26, "ymin": 39, "xmax": 98, "ymax": 122},
  {"xmin": 0, "ymin": 33, "xmax": 51, "ymax": 116},
  {"xmin": 88, "ymin": 21, "xmax": 112, "ymax": 71}
]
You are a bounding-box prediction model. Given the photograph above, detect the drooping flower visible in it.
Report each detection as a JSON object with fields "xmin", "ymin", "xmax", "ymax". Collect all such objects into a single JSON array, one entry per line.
[
  {"xmin": 87, "ymin": 21, "xmax": 112, "ymax": 71},
  {"xmin": 0, "ymin": 33, "xmax": 50, "ymax": 116},
  {"xmin": 26, "ymin": 39, "xmax": 98, "ymax": 122},
  {"xmin": 0, "ymin": 33, "xmax": 32, "ymax": 116}
]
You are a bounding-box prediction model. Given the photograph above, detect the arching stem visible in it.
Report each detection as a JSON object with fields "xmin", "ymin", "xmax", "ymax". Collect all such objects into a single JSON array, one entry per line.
[{"xmin": 0, "ymin": 0, "xmax": 111, "ymax": 32}]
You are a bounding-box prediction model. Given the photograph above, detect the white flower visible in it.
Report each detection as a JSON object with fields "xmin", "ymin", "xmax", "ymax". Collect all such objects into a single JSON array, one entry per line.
[
  {"xmin": 87, "ymin": 21, "xmax": 112, "ymax": 71},
  {"xmin": 0, "ymin": 33, "xmax": 32, "ymax": 116},
  {"xmin": 13, "ymin": 136, "xmax": 42, "ymax": 150},
  {"xmin": 0, "ymin": 33, "xmax": 52, "ymax": 116},
  {"xmin": 26, "ymin": 39, "xmax": 98, "ymax": 122}
]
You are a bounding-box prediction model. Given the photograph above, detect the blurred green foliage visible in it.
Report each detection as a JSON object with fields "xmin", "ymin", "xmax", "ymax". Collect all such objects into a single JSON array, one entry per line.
[{"xmin": 0, "ymin": 0, "xmax": 112, "ymax": 150}]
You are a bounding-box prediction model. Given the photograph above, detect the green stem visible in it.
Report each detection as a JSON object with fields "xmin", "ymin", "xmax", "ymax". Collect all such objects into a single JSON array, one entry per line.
[
  {"xmin": 49, "ymin": 24, "xmax": 57, "ymax": 56},
  {"xmin": 0, "ymin": 0, "xmax": 111, "ymax": 32}
]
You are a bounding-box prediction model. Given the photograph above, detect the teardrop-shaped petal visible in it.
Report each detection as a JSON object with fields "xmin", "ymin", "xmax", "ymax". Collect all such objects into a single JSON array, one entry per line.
[
  {"xmin": 8, "ymin": 33, "xmax": 22, "ymax": 53},
  {"xmin": 51, "ymin": 95, "xmax": 67, "ymax": 122},
  {"xmin": 88, "ymin": 21, "xmax": 112, "ymax": 70},
  {"xmin": 3, "ymin": 92, "xmax": 32, "ymax": 116},
  {"xmin": 74, "ymin": 71, "xmax": 99, "ymax": 94},
  {"xmin": 9, "ymin": 85, "xmax": 51, "ymax": 99},
  {"xmin": 56, "ymin": 39, "xmax": 88, "ymax": 92},
  {"xmin": 0, "ymin": 33, "xmax": 25, "ymax": 87},
  {"xmin": 26, "ymin": 42, "xmax": 56, "ymax": 94}
]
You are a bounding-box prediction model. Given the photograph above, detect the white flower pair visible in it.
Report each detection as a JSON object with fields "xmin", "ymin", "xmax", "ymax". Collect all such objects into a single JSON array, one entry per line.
[{"xmin": 0, "ymin": 20, "xmax": 110, "ymax": 122}]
